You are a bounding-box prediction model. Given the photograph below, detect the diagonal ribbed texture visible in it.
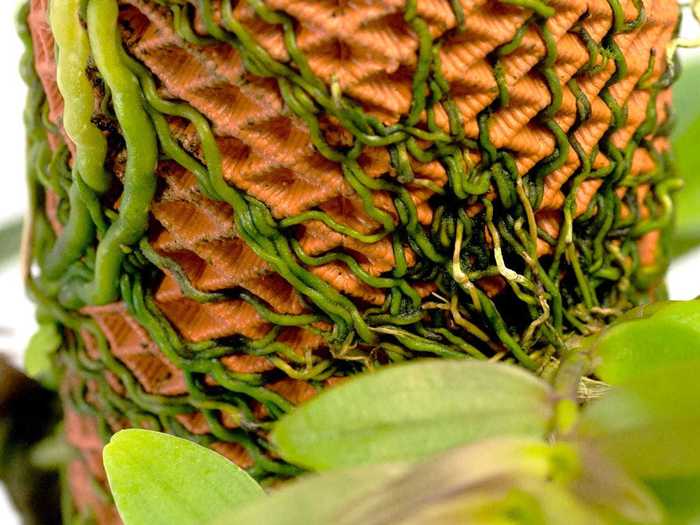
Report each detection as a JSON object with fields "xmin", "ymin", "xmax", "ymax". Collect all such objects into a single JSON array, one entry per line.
[{"xmin": 23, "ymin": 0, "xmax": 679, "ymax": 522}]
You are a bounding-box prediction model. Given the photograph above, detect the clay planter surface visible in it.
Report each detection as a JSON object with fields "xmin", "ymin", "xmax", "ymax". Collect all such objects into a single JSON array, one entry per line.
[{"xmin": 20, "ymin": 0, "xmax": 679, "ymax": 521}]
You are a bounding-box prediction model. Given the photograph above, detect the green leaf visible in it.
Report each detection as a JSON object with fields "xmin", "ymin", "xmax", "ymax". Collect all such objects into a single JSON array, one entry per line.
[
  {"xmin": 219, "ymin": 439, "xmax": 559, "ymax": 525},
  {"xmin": 221, "ymin": 439, "xmax": 661, "ymax": 525},
  {"xmin": 24, "ymin": 322, "xmax": 62, "ymax": 388},
  {"xmin": 271, "ymin": 360, "xmax": 554, "ymax": 471},
  {"xmin": 213, "ymin": 463, "xmax": 410, "ymax": 525},
  {"xmin": 0, "ymin": 218, "xmax": 22, "ymax": 268},
  {"xmin": 592, "ymin": 300, "xmax": 700, "ymax": 384},
  {"xmin": 337, "ymin": 439, "xmax": 588, "ymax": 525},
  {"xmin": 103, "ymin": 429, "xmax": 263, "ymax": 525},
  {"xmin": 572, "ymin": 444, "xmax": 664, "ymax": 525},
  {"xmin": 392, "ymin": 476, "xmax": 598, "ymax": 525},
  {"xmin": 646, "ymin": 477, "xmax": 700, "ymax": 525},
  {"xmin": 366, "ymin": 440, "xmax": 661, "ymax": 525},
  {"xmin": 579, "ymin": 360, "xmax": 700, "ymax": 479},
  {"xmin": 672, "ymin": 59, "xmax": 700, "ymax": 257}
]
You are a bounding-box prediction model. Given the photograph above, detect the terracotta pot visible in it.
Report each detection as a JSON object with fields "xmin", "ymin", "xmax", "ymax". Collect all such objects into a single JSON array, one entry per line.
[{"xmin": 22, "ymin": 0, "xmax": 679, "ymax": 521}]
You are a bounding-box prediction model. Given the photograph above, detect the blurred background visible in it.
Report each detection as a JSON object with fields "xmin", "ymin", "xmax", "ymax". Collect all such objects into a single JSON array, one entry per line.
[{"xmin": 1, "ymin": 2, "xmax": 700, "ymax": 523}]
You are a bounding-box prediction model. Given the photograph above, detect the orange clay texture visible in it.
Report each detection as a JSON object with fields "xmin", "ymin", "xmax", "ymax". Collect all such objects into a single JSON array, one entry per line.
[{"xmin": 26, "ymin": 0, "xmax": 678, "ymax": 522}]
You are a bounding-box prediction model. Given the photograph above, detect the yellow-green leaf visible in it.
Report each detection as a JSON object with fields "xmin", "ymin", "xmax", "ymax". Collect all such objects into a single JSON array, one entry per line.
[
  {"xmin": 103, "ymin": 429, "xmax": 263, "ymax": 525},
  {"xmin": 271, "ymin": 360, "xmax": 554, "ymax": 471},
  {"xmin": 220, "ymin": 438, "xmax": 661, "ymax": 525},
  {"xmin": 212, "ymin": 463, "xmax": 409, "ymax": 525},
  {"xmin": 579, "ymin": 360, "xmax": 700, "ymax": 480},
  {"xmin": 646, "ymin": 476, "xmax": 700, "ymax": 525},
  {"xmin": 593, "ymin": 301, "xmax": 700, "ymax": 384}
]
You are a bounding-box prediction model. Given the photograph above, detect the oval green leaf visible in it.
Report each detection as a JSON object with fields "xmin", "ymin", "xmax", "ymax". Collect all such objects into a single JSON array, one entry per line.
[
  {"xmin": 593, "ymin": 300, "xmax": 700, "ymax": 384},
  {"xmin": 271, "ymin": 360, "xmax": 554, "ymax": 471},
  {"xmin": 579, "ymin": 360, "xmax": 700, "ymax": 480},
  {"xmin": 103, "ymin": 429, "xmax": 263, "ymax": 525}
]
